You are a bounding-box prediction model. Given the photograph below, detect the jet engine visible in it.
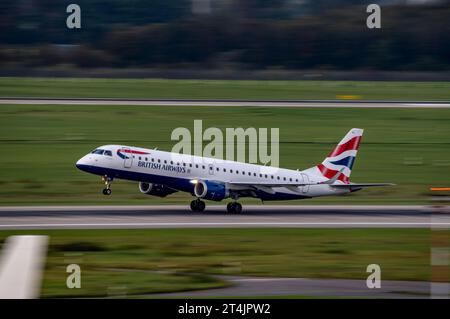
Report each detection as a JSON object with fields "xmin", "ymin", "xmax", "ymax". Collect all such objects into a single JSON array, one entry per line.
[
  {"xmin": 193, "ymin": 180, "xmax": 229, "ymax": 201},
  {"xmin": 139, "ymin": 182, "xmax": 177, "ymax": 198}
]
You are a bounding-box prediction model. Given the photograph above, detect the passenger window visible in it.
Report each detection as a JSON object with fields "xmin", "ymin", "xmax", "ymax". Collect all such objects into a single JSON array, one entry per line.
[
  {"xmin": 277, "ymin": 176, "xmax": 280, "ymax": 180},
  {"xmin": 248, "ymin": 172, "xmax": 251, "ymax": 176},
  {"xmin": 152, "ymin": 158, "xmax": 154, "ymax": 162},
  {"xmin": 216, "ymin": 167, "xmax": 219, "ymax": 171},
  {"xmin": 139, "ymin": 157, "xmax": 142, "ymax": 160},
  {"xmin": 170, "ymin": 161, "xmax": 173, "ymax": 164},
  {"xmin": 158, "ymin": 159, "xmax": 161, "ymax": 163},
  {"xmin": 223, "ymin": 168, "xmax": 226, "ymax": 172},
  {"xmin": 230, "ymin": 169, "xmax": 233, "ymax": 173},
  {"xmin": 271, "ymin": 176, "xmax": 274, "ymax": 179},
  {"xmin": 202, "ymin": 165, "xmax": 205, "ymax": 169},
  {"xmin": 164, "ymin": 160, "xmax": 167, "ymax": 164}
]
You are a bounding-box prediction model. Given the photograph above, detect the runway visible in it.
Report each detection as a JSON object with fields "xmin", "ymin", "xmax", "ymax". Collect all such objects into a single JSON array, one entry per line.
[
  {"xmin": 1, "ymin": 205, "xmax": 448, "ymax": 299},
  {"xmin": 1, "ymin": 98, "xmax": 450, "ymax": 108},
  {"xmin": 0, "ymin": 205, "xmax": 449, "ymax": 230}
]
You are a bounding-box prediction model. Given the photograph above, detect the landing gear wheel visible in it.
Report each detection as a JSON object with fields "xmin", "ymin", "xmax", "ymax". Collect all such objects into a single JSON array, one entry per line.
[
  {"xmin": 190, "ymin": 199, "xmax": 205, "ymax": 212},
  {"xmin": 101, "ymin": 175, "xmax": 113, "ymax": 196},
  {"xmin": 227, "ymin": 202, "xmax": 242, "ymax": 214},
  {"xmin": 197, "ymin": 200, "xmax": 205, "ymax": 212}
]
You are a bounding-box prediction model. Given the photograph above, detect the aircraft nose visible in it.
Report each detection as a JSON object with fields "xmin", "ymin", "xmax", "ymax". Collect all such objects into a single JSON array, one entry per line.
[
  {"xmin": 75, "ymin": 158, "xmax": 83, "ymax": 170},
  {"xmin": 76, "ymin": 155, "xmax": 89, "ymax": 170}
]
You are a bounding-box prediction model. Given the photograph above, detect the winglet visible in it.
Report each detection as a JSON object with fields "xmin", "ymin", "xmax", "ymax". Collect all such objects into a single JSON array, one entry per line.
[{"xmin": 321, "ymin": 168, "xmax": 345, "ymax": 185}]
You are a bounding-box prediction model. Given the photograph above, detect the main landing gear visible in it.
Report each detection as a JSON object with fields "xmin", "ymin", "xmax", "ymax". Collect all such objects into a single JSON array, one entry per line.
[
  {"xmin": 227, "ymin": 202, "xmax": 242, "ymax": 214},
  {"xmin": 102, "ymin": 175, "xmax": 113, "ymax": 195},
  {"xmin": 190, "ymin": 199, "xmax": 242, "ymax": 213},
  {"xmin": 190, "ymin": 198, "xmax": 206, "ymax": 212}
]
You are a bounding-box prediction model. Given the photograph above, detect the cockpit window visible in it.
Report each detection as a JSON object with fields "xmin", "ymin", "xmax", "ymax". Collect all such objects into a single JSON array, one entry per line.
[{"xmin": 91, "ymin": 149, "xmax": 113, "ymax": 156}]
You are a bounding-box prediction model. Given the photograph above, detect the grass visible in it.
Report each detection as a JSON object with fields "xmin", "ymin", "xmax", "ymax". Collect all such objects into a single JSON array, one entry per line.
[
  {"xmin": 1, "ymin": 77, "xmax": 450, "ymax": 101},
  {"xmin": 0, "ymin": 228, "xmax": 433, "ymax": 298},
  {"xmin": 0, "ymin": 104, "xmax": 449, "ymax": 205}
]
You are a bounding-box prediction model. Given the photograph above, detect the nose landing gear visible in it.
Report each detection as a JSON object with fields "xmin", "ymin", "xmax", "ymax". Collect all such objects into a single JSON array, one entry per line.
[{"xmin": 102, "ymin": 175, "xmax": 113, "ymax": 195}]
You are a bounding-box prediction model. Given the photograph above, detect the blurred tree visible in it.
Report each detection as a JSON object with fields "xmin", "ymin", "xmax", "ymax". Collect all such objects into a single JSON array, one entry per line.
[{"xmin": 0, "ymin": 1, "xmax": 449, "ymax": 71}]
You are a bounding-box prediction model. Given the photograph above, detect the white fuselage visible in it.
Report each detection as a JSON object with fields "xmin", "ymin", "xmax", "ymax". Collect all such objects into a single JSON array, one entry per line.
[{"xmin": 76, "ymin": 144, "xmax": 349, "ymax": 201}]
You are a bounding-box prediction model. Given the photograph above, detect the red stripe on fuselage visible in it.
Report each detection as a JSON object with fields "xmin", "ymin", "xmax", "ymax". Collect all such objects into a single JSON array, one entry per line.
[
  {"xmin": 120, "ymin": 149, "xmax": 150, "ymax": 155},
  {"xmin": 317, "ymin": 164, "xmax": 349, "ymax": 183},
  {"xmin": 327, "ymin": 136, "xmax": 361, "ymax": 158}
]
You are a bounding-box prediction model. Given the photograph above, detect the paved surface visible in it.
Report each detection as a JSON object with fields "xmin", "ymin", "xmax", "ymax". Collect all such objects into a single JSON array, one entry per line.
[
  {"xmin": 152, "ymin": 275, "xmax": 449, "ymax": 299},
  {"xmin": 1, "ymin": 98, "xmax": 450, "ymax": 108},
  {"xmin": 0, "ymin": 235, "xmax": 48, "ymax": 299},
  {"xmin": 0, "ymin": 205, "xmax": 449, "ymax": 229},
  {"xmin": 1, "ymin": 205, "xmax": 448, "ymax": 298}
]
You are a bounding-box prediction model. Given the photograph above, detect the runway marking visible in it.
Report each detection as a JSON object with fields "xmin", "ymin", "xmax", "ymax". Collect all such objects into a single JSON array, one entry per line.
[
  {"xmin": 0, "ymin": 204, "xmax": 428, "ymax": 212},
  {"xmin": 0, "ymin": 205, "xmax": 444, "ymax": 229},
  {"xmin": 0, "ymin": 222, "xmax": 449, "ymax": 229},
  {"xmin": 1, "ymin": 98, "xmax": 450, "ymax": 108}
]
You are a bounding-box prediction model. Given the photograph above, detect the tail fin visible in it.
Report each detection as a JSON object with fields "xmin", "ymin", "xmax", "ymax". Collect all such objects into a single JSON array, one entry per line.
[{"xmin": 315, "ymin": 128, "xmax": 363, "ymax": 184}]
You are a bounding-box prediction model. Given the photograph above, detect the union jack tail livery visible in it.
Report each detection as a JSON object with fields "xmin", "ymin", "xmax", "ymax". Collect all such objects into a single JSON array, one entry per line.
[{"xmin": 316, "ymin": 128, "xmax": 363, "ymax": 184}]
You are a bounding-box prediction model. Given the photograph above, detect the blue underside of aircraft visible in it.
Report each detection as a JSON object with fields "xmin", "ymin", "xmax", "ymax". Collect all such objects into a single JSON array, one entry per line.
[{"xmin": 76, "ymin": 164, "xmax": 311, "ymax": 201}]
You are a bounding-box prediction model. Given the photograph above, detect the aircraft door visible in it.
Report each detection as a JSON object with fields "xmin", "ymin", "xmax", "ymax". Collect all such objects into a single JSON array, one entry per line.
[
  {"xmin": 122, "ymin": 147, "xmax": 133, "ymax": 168},
  {"xmin": 301, "ymin": 173, "xmax": 310, "ymax": 193}
]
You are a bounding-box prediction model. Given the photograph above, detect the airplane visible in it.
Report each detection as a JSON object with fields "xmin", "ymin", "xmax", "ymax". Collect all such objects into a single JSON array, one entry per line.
[{"xmin": 76, "ymin": 128, "xmax": 393, "ymax": 213}]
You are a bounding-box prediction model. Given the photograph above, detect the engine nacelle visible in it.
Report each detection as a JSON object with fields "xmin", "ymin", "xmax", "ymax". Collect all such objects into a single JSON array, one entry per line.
[
  {"xmin": 139, "ymin": 182, "xmax": 177, "ymax": 198},
  {"xmin": 193, "ymin": 180, "xmax": 229, "ymax": 201}
]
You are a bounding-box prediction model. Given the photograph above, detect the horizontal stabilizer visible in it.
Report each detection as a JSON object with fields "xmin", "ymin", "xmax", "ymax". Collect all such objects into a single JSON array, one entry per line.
[{"xmin": 321, "ymin": 168, "xmax": 345, "ymax": 185}]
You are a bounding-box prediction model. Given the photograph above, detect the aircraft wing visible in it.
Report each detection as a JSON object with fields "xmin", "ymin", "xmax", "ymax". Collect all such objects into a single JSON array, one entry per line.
[
  {"xmin": 222, "ymin": 166, "xmax": 393, "ymax": 194},
  {"xmin": 228, "ymin": 181, "xmax": 320, "ymax": 188},
  {"xmin": 226, "ymin": 181, "xmax": 394, "ymax": 194},
  {"xmin": 226, "ymin": 168, "xmax": 345, "ymax": 193},
  {"xmin": 227, "ymin": 181, "xmax": 320, "ymax": 194},
  {"xmin": 330, "ymin": 183, "xmax": 395, "ymax": 189}
]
